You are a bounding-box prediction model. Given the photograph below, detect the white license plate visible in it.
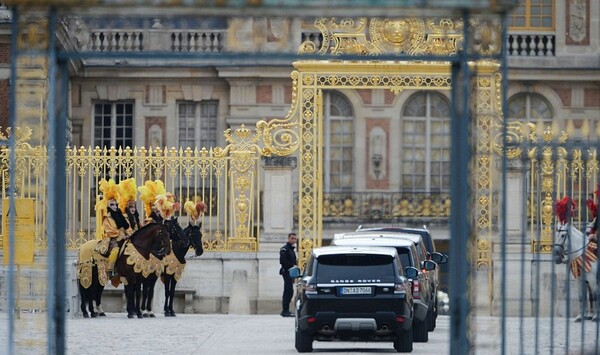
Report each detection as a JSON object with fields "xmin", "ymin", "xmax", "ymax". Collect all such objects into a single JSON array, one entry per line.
[{"xmin": 340, "ymin": 287, "xmax": 372, "ymax": 295}]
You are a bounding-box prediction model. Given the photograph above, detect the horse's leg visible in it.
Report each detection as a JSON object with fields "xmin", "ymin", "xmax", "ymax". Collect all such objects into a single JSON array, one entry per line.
[
  {"xmin": 89, "ymin": 266, "xmax": 99, "ymax": 318},
  {"xmin": 134, "ymin": 280, "xmax": 143, "ymax": 318},
  {"xmin": 94, "ymin": 285, "xmax": 106, "ymax": 317},
  {"xmin": 79, "ymin": 283, "xmax": 89, "ymax": 318},
  {"xmin": 124, "ymin": 284, "xmax": 135, "ymax": 318},
  {"xmin": 164, "ymin": 277, "xmax": 171, "ymax": 317},
  {"xmin": 589, "ymin": 267, "xmax": 599, "ymax": 321},
  {"xmin": 585, "ymin": 282, "xmax": 594, "ymax": 320},
  {"xmin": 146, "ymin": 276, "xmax": 156, "ymax": 318},
  {"xmin": 168, "ymin": 277, "xmax": 177, "ymax": 317},
  {"xmin": 141, "ymin": 278, "xmax": 149, "ymax": 317}
]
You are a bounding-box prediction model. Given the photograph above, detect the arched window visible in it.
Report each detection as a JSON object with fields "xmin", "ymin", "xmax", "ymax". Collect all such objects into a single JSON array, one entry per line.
[
  {"xmin": 507, "ymin": 93, "xmax": 553, "ymax": 121},
  {"xmin": 324, "ymin": 92, "xmax": 354, "ymax": 192},
  {"xmin": 507, "ymin": 93, "xmax": 553, "ymax": 128},
  {"xmin": 401, "ymin": 92, "xmax": 450, "ymax": 193}
]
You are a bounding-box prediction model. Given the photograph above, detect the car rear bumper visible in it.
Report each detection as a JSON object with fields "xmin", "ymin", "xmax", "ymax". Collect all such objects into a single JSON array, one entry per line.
[{"xmin": 297, "ymin": 311, "xmax": 412, "ymax": 339}]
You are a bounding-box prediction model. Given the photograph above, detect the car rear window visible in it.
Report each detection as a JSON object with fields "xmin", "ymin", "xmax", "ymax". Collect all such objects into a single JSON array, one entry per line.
[
  {"xmin": 316, "ymin": 254, "xmax": 396, "ymax": 282},
  {"xmin": 396, "ymin": 248, "xmax": 412, "ymax": 268}
]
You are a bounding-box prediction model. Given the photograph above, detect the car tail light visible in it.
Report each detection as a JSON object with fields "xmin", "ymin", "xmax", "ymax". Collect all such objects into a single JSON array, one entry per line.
[
  {"xmin": 395, "ymin": 315, "xmax": 405, "ymax": 323},
  {"xmin": 412, "ymin": 280, "xmax": 421, "ymax": 299},
  {"xmin": 304, "ymin": 284, "xmax": 317, "ymax": 295},
  {"xmin": 394, "ymin": 283, "xmax": 407, "ymax": 294},
  {"xmin": 307, "ymin": 317, "xmax": 317, "ymax": 323}
]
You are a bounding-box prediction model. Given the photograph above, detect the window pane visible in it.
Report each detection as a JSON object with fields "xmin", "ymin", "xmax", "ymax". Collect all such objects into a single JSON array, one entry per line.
[
  {"xmin": 330, "ymin": 147, "xmax": 341, "ymax": 160},
  {"xmin": 342, "ymin": 161, "xmax": 353, "ymax": 174},
  {"xmin": 326, "ymin": 92, "xmax": 353, "ymax": 193},
  {"xmin": 341, "ymin": 175, "xmax": 353, "ymax": 188},
  {"xmin": 414, "ymin": 162, "xmax": 425, "ymax": 174},
  {"xmin": 342, "ymin": 147, "xmax": 353, "ymax": 160},
  {"xmin": 542, "ymin": 17, "xmax": 552, "ymax": 27},
  {"xmin": 330, "ymin": 161, "xmax": 340, "ymax": 173}
]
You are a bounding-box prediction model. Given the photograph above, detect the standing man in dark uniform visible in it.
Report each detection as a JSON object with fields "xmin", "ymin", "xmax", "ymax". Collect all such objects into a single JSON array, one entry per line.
[{"xmin": 279, "ymin": 232, "xmax": 298, "ymax": 317}]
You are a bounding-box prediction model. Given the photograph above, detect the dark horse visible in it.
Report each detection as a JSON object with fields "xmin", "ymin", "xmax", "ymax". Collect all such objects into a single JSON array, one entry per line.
[
  {"xmin": 163, "ymin": 221, "xmax": 204, "ymax": 316},
  {"xmin": 139, "ymin": 218, "xmax": 203, "ymax": 317},
  {"xmin": 115, "ymin": 223, "xmax": 172, "ymax": 318}
]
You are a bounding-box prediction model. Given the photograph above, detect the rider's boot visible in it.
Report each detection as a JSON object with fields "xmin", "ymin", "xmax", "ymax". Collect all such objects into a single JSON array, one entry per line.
[{"xmin": 107, "ymin": 247, "xmax": 119, "ymax": 278}]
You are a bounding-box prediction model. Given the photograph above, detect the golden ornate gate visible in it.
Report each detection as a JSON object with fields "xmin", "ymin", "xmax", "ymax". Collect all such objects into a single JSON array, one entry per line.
[{"xmin": 261, "ymin": 17, "xmax": 503, "ymax": 269}]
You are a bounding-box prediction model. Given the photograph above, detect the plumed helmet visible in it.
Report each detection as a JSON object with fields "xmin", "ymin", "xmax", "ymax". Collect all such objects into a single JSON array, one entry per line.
[
  {"xmin": 96, "ymin": 179, "xmax": 118, "ymax": 238},
  {"xmin": 154, "ymin": 193, "xmax": 180, "ymax": 220},
  {"xmin": 184, "ymin": 199, "xmax": 206, "ymax": 222},
  {"xmin": 555, "ymin": 196, "xmax": 576, "ymax": 224},
  {"xmin": 138, "ymin": 180, "xmax": 166, "ymax": 216},
  {"xmin": 117, "ymin": 178, "xmax": 137, "ymax": 213}
]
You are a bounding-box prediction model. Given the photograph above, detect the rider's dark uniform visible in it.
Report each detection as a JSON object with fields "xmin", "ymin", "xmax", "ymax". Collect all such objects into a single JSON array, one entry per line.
[{"xmin": 279, "ymin": 241, "xmax": 297, "ymax": 316}]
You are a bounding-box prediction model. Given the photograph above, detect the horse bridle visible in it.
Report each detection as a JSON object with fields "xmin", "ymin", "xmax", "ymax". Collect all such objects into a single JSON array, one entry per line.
[{"xmin": 554, "ymin": 225, "xmax": 588, "ymax": 256}]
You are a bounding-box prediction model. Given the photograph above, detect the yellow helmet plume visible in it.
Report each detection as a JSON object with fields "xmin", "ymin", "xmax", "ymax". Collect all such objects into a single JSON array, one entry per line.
[
  {"xmin": 138, "ymin": 180, "xmax": 166, "ymax": 216},
  {"xmin": 155, "ymin": 193, "xmax": 179, "ymax": 220},
  {"xmin": 96, "ymin": 178, "xmax": 118, "ymax": 239},
  {"xmin": 184, "ymin": 199, "xmax": 206, "ymax": 222},
  {"xmin": 117, "ymin": 178, "xmax": 137, "ymax": 213}
]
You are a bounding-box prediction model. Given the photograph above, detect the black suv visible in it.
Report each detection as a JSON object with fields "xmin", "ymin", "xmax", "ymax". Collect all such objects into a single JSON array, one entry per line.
[
  {"xmin": 295, "ymin": 246, "xmax": 418, "ymax": 353},
  {"xmin": 356, "ymin": 226, "xmax": 448, "ymax": 330},
  {"xmin": 331, "ymin": 234, "xmax": 436, "ymax": 343}
]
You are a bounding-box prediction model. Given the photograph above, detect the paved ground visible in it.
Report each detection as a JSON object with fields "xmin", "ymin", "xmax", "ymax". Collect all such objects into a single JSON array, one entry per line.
[{"xmin": 1, "ymin": 312, "xmax": 600, "ymax": 354}]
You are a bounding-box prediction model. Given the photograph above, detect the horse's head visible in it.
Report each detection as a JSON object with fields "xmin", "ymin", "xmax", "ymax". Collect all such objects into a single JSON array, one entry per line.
[
  {"xmin": 185, "ymin": 222, "xmax": 204, "ymax": 256},
  {"xmin": 151, "ymin": 224, "xmax": 172, "ymax": 258},
  {"xmin": 553, "ymin": 223, "xmax": 570, "ymax": 264},
  {"xmin": 164, "ymin": 217, "xmax": 189, "ymax": 250}
]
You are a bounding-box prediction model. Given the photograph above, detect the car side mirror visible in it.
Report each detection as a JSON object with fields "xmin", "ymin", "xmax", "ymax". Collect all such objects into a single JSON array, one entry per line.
[
  {"xmin": 424, "ymin": 260, "xmax": 436, "ymax": 271},
  {"xmin": 431, "ymin": 252, "xmax": 448, "ymax": 264},
  {"xmin": 405, "ymin": 266, "xmax": 419, "ymax": 279}
]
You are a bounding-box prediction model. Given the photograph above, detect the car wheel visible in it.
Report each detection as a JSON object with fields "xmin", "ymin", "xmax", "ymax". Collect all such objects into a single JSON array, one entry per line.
[
  {"xmin": 428, "ymin": 299, "xmax": 436, "ymax": 331},
  {"xmin": 295, "ymin": 324, "xmax": 313, "ymax": 352},
  {"xmin": 413, "ymin": 318, "xmax": 429, "ymax": 342},
  {"xmin": 394, "ymin": 327, "xmax": 413, "ymax": 352}
]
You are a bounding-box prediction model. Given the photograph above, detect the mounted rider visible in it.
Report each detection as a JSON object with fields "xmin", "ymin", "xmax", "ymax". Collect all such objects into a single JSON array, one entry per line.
[
  {"xmin": 138, "ymin": 179, "xmax": 167, "ymax": 225},
  {"xmin": 95, "ymin": 179, "xmax": 131, "ymax": 278},
  {"xmin": 119, "ymin": 178, "xmax": 141, "ymax": 234}
]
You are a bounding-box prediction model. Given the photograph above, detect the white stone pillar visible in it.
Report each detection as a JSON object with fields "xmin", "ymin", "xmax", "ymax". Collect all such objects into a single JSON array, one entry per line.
[
  {"xmin": 505, "ymin": 160, "xmax": 527, "ymax": 234},
  {"xmin": 260, "ymin": 156, "xmax": 297, "ymax": 243}
]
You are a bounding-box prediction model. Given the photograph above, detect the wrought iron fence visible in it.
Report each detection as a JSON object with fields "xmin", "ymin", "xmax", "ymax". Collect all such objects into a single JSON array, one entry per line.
[{"xmin": 0, "ymin": 127, "xmax": 262, "ymax": 251}]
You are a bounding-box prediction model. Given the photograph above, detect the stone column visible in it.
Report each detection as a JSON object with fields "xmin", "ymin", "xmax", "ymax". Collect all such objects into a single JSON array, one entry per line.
[
  {"xmin": 260, "ymin": 156, "xmax": 297, "ymax": 243},
  {"xmin": 504, "ymin": 160, "xmax": 527, "ymax": 234}
]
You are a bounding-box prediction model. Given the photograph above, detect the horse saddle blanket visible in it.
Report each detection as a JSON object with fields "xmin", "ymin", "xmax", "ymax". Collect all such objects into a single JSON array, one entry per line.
[
  {"xmin": 570, "ymin": 242, "xmax": 598, "ymax": 279},
  {"xmin": 77, "ymin": 239, "xmax": 108, "ymax": 289},
  {"xmin": 123, "ymin": 240, "xmax": 164, "ymax": 280},
  {"xmin": 162, "ymin": 252, "xmax": 186, "ymax": 282}
]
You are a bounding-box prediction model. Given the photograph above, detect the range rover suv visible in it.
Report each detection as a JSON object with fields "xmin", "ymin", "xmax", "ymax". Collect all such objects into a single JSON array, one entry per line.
[
  {"xmin": 331, "ymin": 236, "xmax": 436, "ymax": 343},
  {"xmin": 295, "ymin": 246, "xmax": 418, "ymax": 353},
  {"xmin": 356, "ymin": 226, "xmax": 449, "ymax": 330}
]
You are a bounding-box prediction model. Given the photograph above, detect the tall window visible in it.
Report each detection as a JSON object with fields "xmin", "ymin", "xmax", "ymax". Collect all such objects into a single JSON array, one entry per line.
[
  {"xmin": 178, "ymin": 101, "xmax": 218, "ymax": 149},
  {"xmin": 93, "ymin": 102, "xmax": 133, "ymax": 149},
  {"xmin": 510, "ymin": 0, "xmax": 554, "ymax": 30},
  {"xmin": 324, "ymin": 92, "xmax": 354, "ymax": 192},
  {"xmin": 401, "ymin": 92, "xmax": 450, "ymax": 193},
  {"xmin": 507, "ymin": 93, "xmax": 553, "ymax": 127}
]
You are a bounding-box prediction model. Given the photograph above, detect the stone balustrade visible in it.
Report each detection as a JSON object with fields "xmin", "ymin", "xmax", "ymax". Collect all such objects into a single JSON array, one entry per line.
[
  {"xmin": 507, "ymin": 33, "xmax": 556, "ymax": 57},
  {"xmin": 88, "ymin": 28, "xmax": 225, "ymax": 53}
]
